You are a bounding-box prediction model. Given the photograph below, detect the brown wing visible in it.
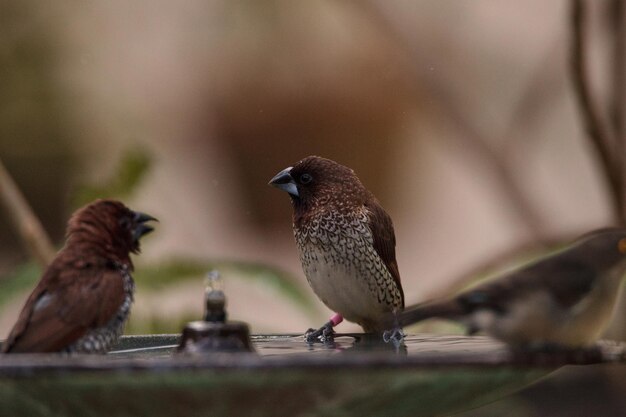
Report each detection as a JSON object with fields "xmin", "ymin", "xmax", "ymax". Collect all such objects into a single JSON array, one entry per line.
[
  {"xmin": 365, "ymin": 199, "xmax": 404, "ymax": 307},
  {"xmin": 456, "ymin": 256, "xmax": 596, "ymax": 314},
  {"xmin": 2, "ymin": 262, "xmax": 125, "ymax": 353}
]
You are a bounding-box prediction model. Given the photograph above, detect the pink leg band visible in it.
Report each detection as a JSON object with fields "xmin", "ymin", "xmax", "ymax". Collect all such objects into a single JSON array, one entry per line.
[{"xmin": 330, "ymin": 313, "xmax": 343, "ymax": 327}]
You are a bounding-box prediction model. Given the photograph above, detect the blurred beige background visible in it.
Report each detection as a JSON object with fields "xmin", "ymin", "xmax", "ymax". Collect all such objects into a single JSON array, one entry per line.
[{"xmin": 0, "ymin": 0, "xmax": 621, "ymax": 338}]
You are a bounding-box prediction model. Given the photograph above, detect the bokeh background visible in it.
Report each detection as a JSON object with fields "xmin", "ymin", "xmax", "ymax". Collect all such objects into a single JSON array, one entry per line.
[{"xmin": 1, "ymin": 1, "xmax": 625, "ymax": 415}]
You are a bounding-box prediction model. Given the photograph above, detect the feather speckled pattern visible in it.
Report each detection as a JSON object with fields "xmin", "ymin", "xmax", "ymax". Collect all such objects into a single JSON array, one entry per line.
[
  {"xmin": 394, "ymin": 228, "xmax": 626, "ymax": 347},
  {"xmin": 270, "ymin": 156, "xmax": 403, "ymax": 333},
  {"xmin": 2, "ymin": 199, "xmax": 156, "ymax": 354}
]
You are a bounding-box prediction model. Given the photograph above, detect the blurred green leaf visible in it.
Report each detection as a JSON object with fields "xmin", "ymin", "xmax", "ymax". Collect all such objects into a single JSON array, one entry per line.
[
  {"xmin": 134, "ymin": 258, "xmax": 318, "ymax": 316},
  {"xmin": 0, "ymin": 262, "xmax": 41, "ymax": 308},
  {"xmin": 133, "ymin": 259, "xmax": 208, "ymax": 289},
  {"xmin": 72, "ymin": 148, "xmax": 152, "ymax": 207},
  {"xmin": 0, "ymin": 257, "xmax": 316, "ymax": 323},
  {"xmin": 126, "ymin": 313, "xmax": 198, "ymax": 335}
]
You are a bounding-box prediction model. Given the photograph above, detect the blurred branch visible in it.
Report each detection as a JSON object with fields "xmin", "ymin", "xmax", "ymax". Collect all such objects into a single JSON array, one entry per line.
[
  {"xmin": 420, "ymin": 82, "xmax": 549, "ymax": 242},
  {"xmin": 359, "ymin": 0, "xmax": 549, "ymax": 242},
  {"xmin": 610, "ymin": 0, "xmax": 626, "ymax": 136},
  {"xmin": 503, "ymin": 42, "xmax": 565, "ymax": 157},
  {"xmin": 0, "ymin": 158, "xmax": 55, "ymax": 267},
  {"xmin": 428, "ymin": 234, "xmax": 571, "ymax": 300},
  {"xmin": 610, "ymin": 0, "xmax": 626, "ymax": 221},
  {"xmin": 570, "ymin": 0, "xmax": 624, "ymax": 224}
]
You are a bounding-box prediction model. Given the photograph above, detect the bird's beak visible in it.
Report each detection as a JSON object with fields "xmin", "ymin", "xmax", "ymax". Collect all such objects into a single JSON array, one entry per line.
[
  {"xmin": 134, "ymin": 212, "xmax": 158, "ymax": 224},
  {"xmin": 269, "ymin": 167, "xmax": 299, "ymax": 197},
  {"xmin": 133, "ymin": 211, "xmax": 157, "ymax": 241}
]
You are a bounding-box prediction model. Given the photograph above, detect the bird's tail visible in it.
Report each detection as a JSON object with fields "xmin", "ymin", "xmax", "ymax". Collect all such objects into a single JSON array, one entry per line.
[{"xmin": 391, "ymin": 299, "xmax": 466, "ymax": 328}]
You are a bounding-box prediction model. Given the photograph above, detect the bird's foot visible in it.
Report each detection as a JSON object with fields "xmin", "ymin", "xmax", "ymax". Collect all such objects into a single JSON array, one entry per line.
[
  {"xmin": 382, "ymin": 327, "xmax": 405, "ymax": 346},
  {"xmin": 304, "ymin": 321, "xmax": 335, "ymax": 344}
]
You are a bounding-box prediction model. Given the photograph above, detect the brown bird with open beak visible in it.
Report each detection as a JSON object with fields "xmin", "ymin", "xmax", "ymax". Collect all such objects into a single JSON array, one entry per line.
[
  {"xmin": 391, "ymin": 228, "xmax": 626, "ymax": 348},
  {"xmin": 270, "ymin": 156, "xmax": 404, "ymax": 342},
  {"xmin": 1, "ymin": 199, "xmax": 156, "ymax": 354}
]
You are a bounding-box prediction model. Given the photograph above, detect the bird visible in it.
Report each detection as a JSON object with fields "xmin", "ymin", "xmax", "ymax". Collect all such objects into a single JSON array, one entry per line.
[
  {"xmin": 389, "ymin": 228, "xmax": 626, "ymax": 348},
  {"xmin": 1, "ymin": 199, "xmax": 156, "ymax": 354},
  {"xmin": 269, "ymin": 156, "xmax": 404, "ymax": 342}
]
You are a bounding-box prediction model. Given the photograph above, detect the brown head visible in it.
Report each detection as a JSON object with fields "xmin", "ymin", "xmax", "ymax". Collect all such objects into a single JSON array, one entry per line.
[
  {"xmin": 65, "ymin": 199, "xmax": 157, "ymax": 267},
  {"xmin": 269, "ymin": 156, "xmax": 370, "ymax": 225}
]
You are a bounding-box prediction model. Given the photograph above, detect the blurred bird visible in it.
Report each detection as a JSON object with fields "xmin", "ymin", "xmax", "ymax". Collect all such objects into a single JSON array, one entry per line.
[
  {"xmin": 269, "ymin": 156, "xmax": 404, "ymax": 342},
  {"xmin": 1, "ymin": 199, "xmax": 156, "ymax": 354},
  {"xmin": 390, "ymin": 228, "xmax": 626, "ymax": 348}
]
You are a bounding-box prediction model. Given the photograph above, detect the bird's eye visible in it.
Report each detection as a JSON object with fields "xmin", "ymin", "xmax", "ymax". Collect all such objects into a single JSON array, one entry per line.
[
  {"xmin": 119, "ymin": 217, "xmax": 132, "ymax": 230},
  {"xmin": 300, "ymin": 173, "xmax": 313, "ymax": 184}
]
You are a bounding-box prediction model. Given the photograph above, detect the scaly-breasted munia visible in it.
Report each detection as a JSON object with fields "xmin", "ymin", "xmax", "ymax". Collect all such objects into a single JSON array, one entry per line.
[
  {"xmin": 392, "ymin": 228, "xmax": 626, "ymax": 348},
  {"xmin": 270, "ymin": 156, "xmax": 404, "ymax": 342},
  {"xmin": 1, "ymin": 199, "xmax": 156, "ymax": 353}
]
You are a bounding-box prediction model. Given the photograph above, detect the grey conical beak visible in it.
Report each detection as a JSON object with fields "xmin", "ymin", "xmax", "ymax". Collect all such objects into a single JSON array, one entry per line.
[
  {"xmin": 134, "ymin": 211, "xmax": 158, "ymax": 224},
  {"xmin": 269, "ymin": 167, "xmax": 299, "ymax": 197},
  {"xmin": 133, "ymin": 211, "xmax": 157, "ymax": 241}
]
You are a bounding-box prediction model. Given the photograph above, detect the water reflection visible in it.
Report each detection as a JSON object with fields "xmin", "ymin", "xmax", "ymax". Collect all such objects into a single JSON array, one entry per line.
[
  {"xmin": 254, "ymin": 334, "xmax": 407, "ymax": 357},
  {"xmin": 107, "ymin": 333, "xmax": 508, "ymax": 360},
  {"xmin": 108, "ymin": 333, "xmax": 411, "ymax": 359}
]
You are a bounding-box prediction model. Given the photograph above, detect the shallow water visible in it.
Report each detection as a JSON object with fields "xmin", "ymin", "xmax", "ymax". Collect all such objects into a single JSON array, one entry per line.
[{"xmin": 107, "ymin": 333, "xmax": 512, "ymax": 364}]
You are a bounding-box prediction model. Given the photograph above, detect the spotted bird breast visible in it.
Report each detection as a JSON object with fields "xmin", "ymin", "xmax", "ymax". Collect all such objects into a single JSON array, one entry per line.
[
  {"xmin": 295, "ymin": 208, "xmax": 402, "ymax": 331},
  {"xmin": 64, "ymin": 266, "xmax": 135, "ymax": 353}
]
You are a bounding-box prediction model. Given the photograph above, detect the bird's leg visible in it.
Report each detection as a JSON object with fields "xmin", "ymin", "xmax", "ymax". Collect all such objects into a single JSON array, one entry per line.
[
  {"xmin": 305, "ymin": 313, "xmax": 343, "ymax": 343},
  {"xmin": 304, "ymin": 322, "xmax": 333, "ymax": 344},
  {"xmin": 382, "ymin": 312, "xmax": 405, "ymax": 345}
]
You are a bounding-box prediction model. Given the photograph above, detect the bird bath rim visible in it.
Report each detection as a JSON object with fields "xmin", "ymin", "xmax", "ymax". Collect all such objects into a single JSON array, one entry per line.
[{"xmin": 1, "ymin": 334, "xmax": 624, "ymax": 417}]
